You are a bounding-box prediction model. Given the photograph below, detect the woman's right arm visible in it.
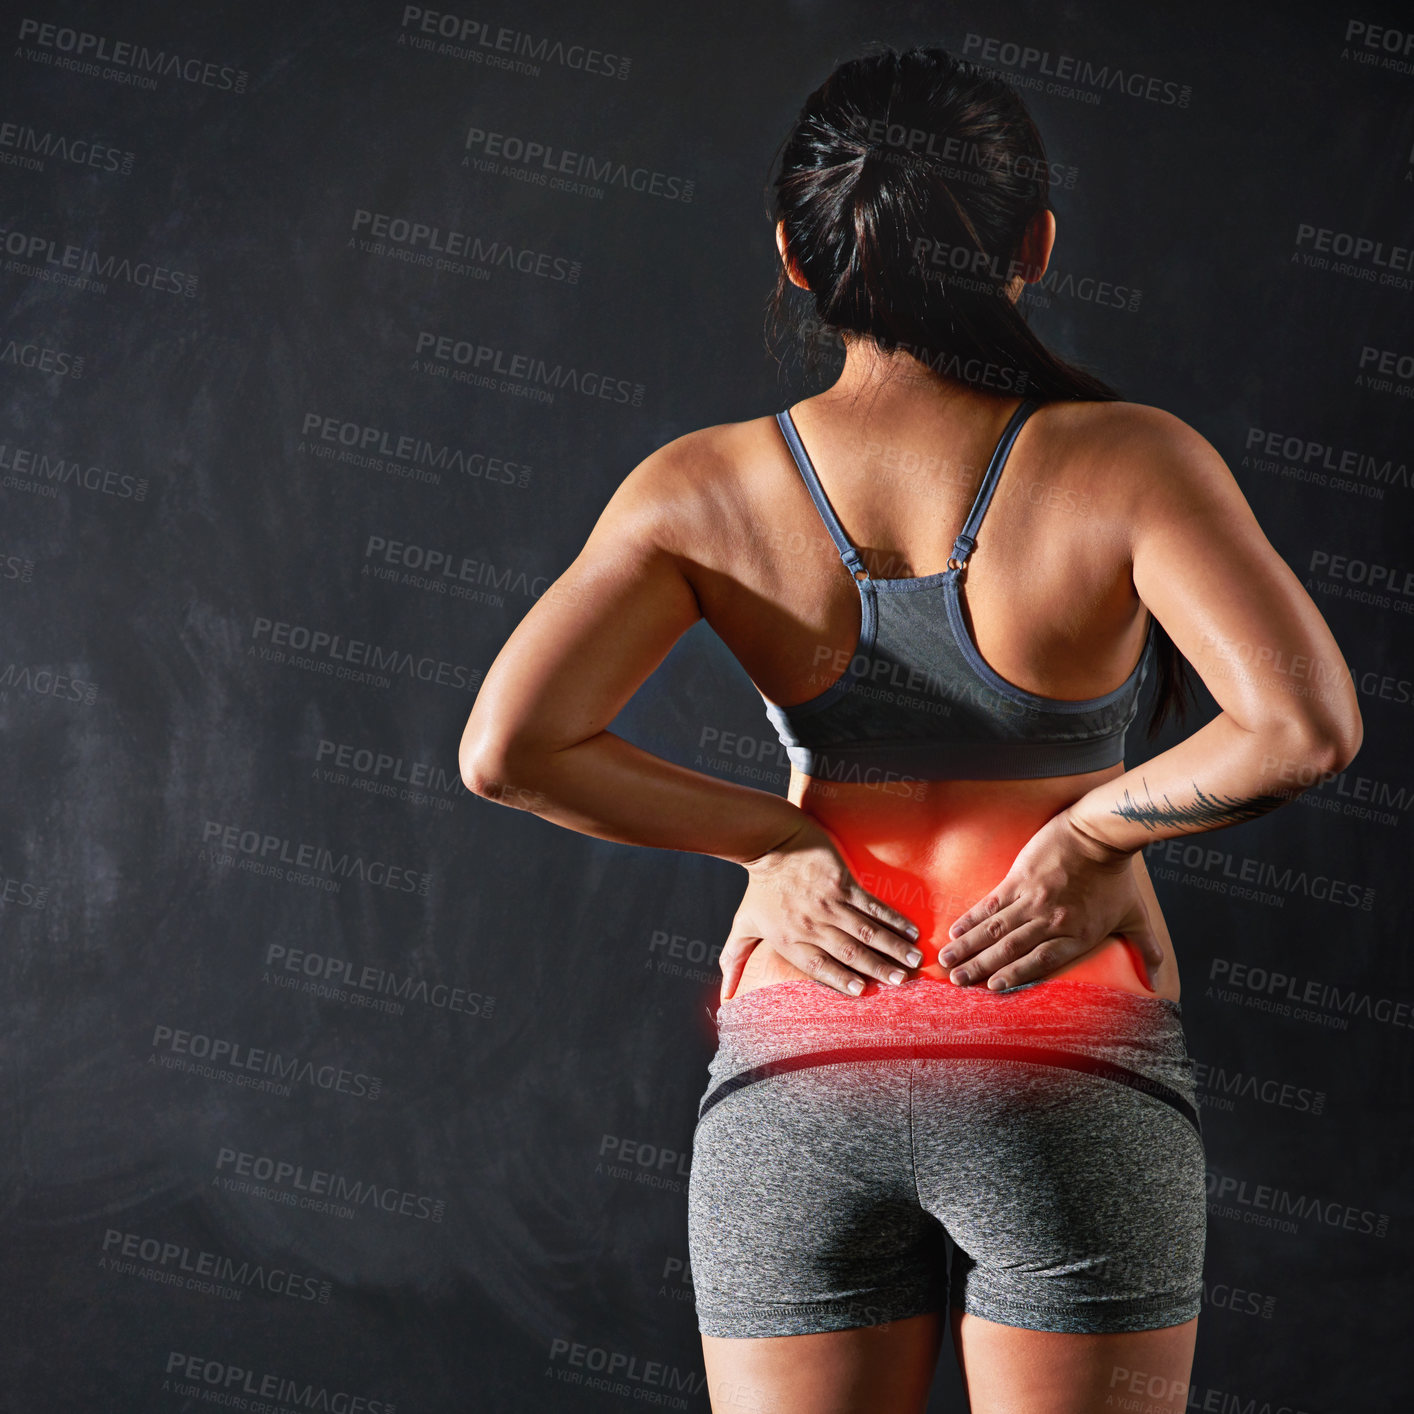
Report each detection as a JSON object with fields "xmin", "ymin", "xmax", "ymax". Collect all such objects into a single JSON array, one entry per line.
[{"xmin": 940, "ymin": 403, "xmax": 1364, "ymax": 987}]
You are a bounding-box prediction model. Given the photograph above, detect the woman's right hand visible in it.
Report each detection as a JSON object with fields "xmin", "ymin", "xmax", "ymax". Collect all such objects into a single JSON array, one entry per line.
[{"xmin": 718, "ymin": 815, "xmax": 925, "ymax": 1002}]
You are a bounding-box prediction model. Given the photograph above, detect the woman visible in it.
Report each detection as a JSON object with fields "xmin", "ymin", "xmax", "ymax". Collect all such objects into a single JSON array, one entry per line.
[{"xmin": 460, "ymin": 47, "xmax": 1362, "ymax": 1414}]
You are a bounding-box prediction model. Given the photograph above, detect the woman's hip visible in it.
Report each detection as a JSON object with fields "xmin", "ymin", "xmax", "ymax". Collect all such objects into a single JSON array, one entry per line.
[{"xmin": 701, "ymin": 973, "xmax": 1199, "ymax": 1118}]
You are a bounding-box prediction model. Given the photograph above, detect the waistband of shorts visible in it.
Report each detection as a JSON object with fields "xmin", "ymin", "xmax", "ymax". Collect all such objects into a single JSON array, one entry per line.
[{"xmin": 712, "ymin": 976, "xmax": 1188, "ymax": 1071}]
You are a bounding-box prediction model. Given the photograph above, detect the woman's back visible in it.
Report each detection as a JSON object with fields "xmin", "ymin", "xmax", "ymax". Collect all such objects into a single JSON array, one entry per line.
[
  {"xmin": 672, "ymin": 383, "xmax": 1177, "ymax": 999},
  {"xmin": 459, "ymin": 43, "xmax": 1365, "ymax": 1408}
]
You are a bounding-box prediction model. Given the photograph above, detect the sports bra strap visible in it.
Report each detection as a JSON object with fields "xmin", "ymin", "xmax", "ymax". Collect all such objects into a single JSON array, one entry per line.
[
  {"xmin": 775, "ymin": 409, "xmax": 867, "ymax": 575},
  {"xmin": 777, "ymin": 397, "xmax": 1042, "ymax": 576},
  {"xmin": 949, "ymin": 397, "xmax": 1041, "ymax": 567}
]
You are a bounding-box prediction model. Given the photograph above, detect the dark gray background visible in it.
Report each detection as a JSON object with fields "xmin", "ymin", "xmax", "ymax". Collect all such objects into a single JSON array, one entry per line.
[{"xmin": 2, "ymin": 1, "xmax": 1410, "ymax": 1409}]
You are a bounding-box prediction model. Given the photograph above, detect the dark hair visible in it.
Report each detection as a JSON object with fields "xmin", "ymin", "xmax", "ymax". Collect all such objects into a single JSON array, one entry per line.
[{"xmin": 763, "ymin": 44, "xmax": 1195, "ymax": 739}]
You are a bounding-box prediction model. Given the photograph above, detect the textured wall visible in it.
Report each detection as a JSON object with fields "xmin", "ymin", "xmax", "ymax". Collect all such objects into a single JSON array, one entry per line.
[{"xmin": 1, "ymin": 1, "xmax": 1408, "ymax": 1409}]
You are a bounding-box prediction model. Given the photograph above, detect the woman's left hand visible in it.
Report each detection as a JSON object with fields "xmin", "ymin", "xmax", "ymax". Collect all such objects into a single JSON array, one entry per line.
[{"xmin": 938, "ymin": 808, "xmax": 1164, "ymax": 991}]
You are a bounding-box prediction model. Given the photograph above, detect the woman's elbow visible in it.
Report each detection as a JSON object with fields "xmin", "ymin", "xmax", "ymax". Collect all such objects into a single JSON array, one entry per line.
[
  {"xmin": 459, "ymin": 732, "xmax": 550, "ymax": 811},
  {"xmin": 1321, "ymin": 709, "xmax": 1363, "ymax": 773},
  {"xmin": 461, "ymin": 696, "xmax": 513, "ymax": 793},
  {"xmin": 1284, "ymin": 705, "xmax": 1363, "ymax": 777},
  {"xmin": 460, "ymin": 744, "xmax": 505, "ymax": 798},
  {"xmin": 460, "ymin": 736, "xmax": 515, "ymax": 796}
]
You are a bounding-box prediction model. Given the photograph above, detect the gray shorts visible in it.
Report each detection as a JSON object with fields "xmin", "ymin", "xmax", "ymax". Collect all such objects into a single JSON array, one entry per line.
[{"xmin": 688, "ymin": 976, "xmax": 1206, "ymax": 1338}]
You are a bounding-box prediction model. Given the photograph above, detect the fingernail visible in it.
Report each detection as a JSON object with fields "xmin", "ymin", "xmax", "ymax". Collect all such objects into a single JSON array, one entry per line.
[
  {"xmin": 887, "ymin": 969, "xmax": 905, "ymax": 985},
  {"xmin": 952, "ymin": 968, "xmax": 972, "ymax": 986},
  {"xmin": 847, "ymin": 979, "xmax": 864, "ymax": 995},
  {"xmin": 906, "ymin": 924, "xmax": 921, "ymax": 940},
  {"xmin": 987, "ymin": 977, "xmax": 1007, "ymax": 991},
  {"xmin": 939, "ymin": 949, "xmax": 957, "ymax": 966},
  {"xmin": 905, "ymin": 949, "xmax": 923, "ymax": 967},
  {"xmin": 948, "ymin": 924, "xmax": 964, "ymax": 939}
]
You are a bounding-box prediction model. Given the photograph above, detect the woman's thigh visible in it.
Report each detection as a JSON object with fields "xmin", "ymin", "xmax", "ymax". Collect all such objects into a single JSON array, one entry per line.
[
  {"xmin": 701, "ymin": 1311, "xmax": 945, "ymax": 1414},
  {"xmin": 952, "ymin": 1309, "xmax": 1198, "ymax": 1414}
]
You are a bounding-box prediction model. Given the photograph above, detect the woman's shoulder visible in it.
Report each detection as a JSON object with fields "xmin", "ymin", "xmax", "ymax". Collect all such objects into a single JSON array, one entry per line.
[
  {"xmin": 1035, "ymin": 401, "xmax": 1255, "ymax": 554},
  {"xmin": 1043, "ymin": 398, "xmax": 1240, "ymax": 512},
  {"xmin": 623, "ymin": 413, "xmax": 780, "ymax": 483},
  {"xmin": 1046, "ymin": 395, "xmax": 1233, "ymax": 472},
  {"xmin": 593, "ymin": 414, "xmax": 782, "ymax": 559},
  {"xmin": 1043, "ymin": 397, "xmax": 1215, "ymax": 453},
  {"xmin": 610, "ymin": 413, "xmax": 787, "ymax": 507}
]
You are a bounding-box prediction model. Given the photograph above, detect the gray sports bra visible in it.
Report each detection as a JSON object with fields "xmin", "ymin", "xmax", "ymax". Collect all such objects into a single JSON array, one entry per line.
[{"xmin": 762, "ymin": 397, "xmax": 1156, "ymax": 783}]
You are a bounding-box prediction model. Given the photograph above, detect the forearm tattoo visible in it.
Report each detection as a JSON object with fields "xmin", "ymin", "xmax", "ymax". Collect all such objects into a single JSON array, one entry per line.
[{"xmin": 1109, "ymin": 779, "xmax": 1298, "ymax": 834}]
